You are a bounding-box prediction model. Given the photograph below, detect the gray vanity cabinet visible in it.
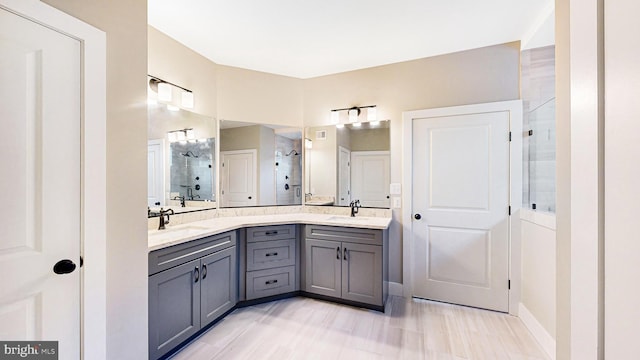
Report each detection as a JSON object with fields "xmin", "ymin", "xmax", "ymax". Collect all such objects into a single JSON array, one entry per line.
[
  {"xmin": 304, "ymin": 225, "xmax": 387, "ymax": 308},
  {"xmin": 149, "ymin": 231, "xmax": 237, "ymax": 360},
  {"xmin": 200, "ymin": 246, "xmax": 237, "ymax": 327},
  {"xmin": 148, "ymin": 259, "xmax": 200, "ymax": 360},
  {"xmin": 245, "ymin": 225, "xmax": 297, "ymax": 300}
]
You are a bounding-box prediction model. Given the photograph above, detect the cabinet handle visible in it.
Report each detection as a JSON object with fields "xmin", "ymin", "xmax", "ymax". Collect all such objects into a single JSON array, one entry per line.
[
  {"xmin": 344, "ymin": 248, "xmax": 348, "ymax": 261},
  {"xmin": 265, "ymin": 252, "xmax": 278, "ymax": 257},
  {"xmin": 202, "ymin": 264, "xmax": 207, "ymax": 280},
  {"xmin": 336, "ymin": 247, "xmax": 341, "ymax": 260},
  {"xmin": 265, "ymin": 279, "xmax": 278, "ymax": 285},
  {"xmin": 194, "ymin": 266, "xmax": 200, "ymax": 283},
  {"xmin": 265, "ymin": 231, "xmax": 278, "ymax": 236}
]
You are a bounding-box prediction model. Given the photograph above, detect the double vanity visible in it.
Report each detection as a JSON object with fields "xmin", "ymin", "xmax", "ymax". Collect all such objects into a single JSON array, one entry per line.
[{"xmin": 147, "ymin": 211, "xmax": 391, "ymax": 360}]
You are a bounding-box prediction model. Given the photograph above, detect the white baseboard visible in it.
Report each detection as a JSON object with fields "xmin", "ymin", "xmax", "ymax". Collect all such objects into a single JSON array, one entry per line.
[
  {"xmin": 389, "ymin": 282, "xmax": 404, "ymax": 296},
  {"xmin": 518, "ymin": 303, "xmax": 556, "ymax": 360}
]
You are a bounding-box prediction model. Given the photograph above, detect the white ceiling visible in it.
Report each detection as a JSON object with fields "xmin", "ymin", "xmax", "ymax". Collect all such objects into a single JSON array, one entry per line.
[{"xmin": 148, "ymin": 0, "xmax": 553, "ymax": 79}]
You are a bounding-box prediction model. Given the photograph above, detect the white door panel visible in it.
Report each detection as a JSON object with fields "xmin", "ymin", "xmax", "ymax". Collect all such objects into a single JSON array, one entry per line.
[
  {"xmin": 337, "ymin": 146, "xmax": 351, "ymax": 205},
  {"xmin": 221, "ymin": 150, "xmax": 257, "ymax": 207},
  {"xmin": 0, "ymin": 7, "xmax": 81, "ymax": 358},
  {"xmin": 351, "ymin": 151, "xmax": 390, "ymax": 208},
  {"xmin": 148, "ymin": 140, "xmax": 164, "ymax": 206},
  {"xmin": 411, "ymin": 111, "xmax": 510, "ymax": 312}
]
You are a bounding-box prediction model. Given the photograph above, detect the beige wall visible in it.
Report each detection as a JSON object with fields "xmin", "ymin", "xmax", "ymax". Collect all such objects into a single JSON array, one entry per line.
[
  {"xmin": 351, "ymin": 128, "xmax": 390, "ymax": 151},
  {"xmin": 217, "ymin": 65, "xmax": 304, "ymax": 127},
  {"xmin": 42, "ymin": 1, "xmax": 148, "ymax": 359},
  {"xmin": 605, "ymin": 0, "xmax": 640, "ymax": 358},
  {"xmin": 304, "ymin": 42, "xmax": 521, "ymax": 283},
  {"xmin": 148, "ymin": 26, "xmax": 218, "ymax": 118},
  {"xmin": 521, "ymin": 215, "xmax": 557, "ymax": 337}
]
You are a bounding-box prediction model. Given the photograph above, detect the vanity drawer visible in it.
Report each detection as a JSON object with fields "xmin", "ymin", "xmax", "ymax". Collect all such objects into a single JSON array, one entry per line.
[
  {"xmin": 246, "ymin": 266, "xmax": 296, "ymax": 300},
  {"xmin": 247, "ymin": 239, "xmax": 296, "ymax": 271},
  {"xmin": 149, "ymin": 231, "xmax": 236, "ymax": 276},
  {"xmin": 246, "ymin": 225, "xmax": 296, "ymax": 242},
  {"xmin": 305, "ymin": 225, "xmax": 382, "ymax": 246}
]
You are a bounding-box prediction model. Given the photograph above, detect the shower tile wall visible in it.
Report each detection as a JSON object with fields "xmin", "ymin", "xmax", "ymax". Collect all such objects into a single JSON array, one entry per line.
[
  {"xmin": 521, "ymin": 45, "xmax": 556, "ymax": 213},
  {"xmin": 170, "ymin": 139, "xmax": 215, "ymax": 201},
  {"xmin": 275, "ymin": 136, "xmax": 302, "ymax": 205}
]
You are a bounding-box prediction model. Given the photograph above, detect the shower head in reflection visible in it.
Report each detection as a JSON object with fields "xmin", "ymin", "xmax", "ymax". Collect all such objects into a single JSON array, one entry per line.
[
  {"xmin": 285, "ymin": 150, "xmax": 299, "ymax": 156},
  {"xmin": 181, "ymin": 151, "xmax": 199, "ymax": 158}
]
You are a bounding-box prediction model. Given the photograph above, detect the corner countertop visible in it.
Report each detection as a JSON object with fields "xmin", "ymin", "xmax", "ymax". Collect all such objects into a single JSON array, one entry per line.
[{"xmin": 148, "ymin": 213, "xmax": 391, "ymax": 252}]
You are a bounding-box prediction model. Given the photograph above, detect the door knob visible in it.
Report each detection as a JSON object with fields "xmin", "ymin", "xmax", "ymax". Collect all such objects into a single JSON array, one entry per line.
[
  {"xmin": 414, "ymin": 213, "xmax": 422, "ymax": 220},
  {"xmin": 53, "ymin": 259, "xmax": 76, "ymax": 275},
  {"xmin": 248, "ymin": 196, "xmax": 252, "ymax": 199}
]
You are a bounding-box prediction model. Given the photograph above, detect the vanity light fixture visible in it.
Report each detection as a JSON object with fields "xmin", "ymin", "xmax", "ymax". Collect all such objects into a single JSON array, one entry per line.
[
  {"xmin": 149, "ymin": 75, "xmax": 195, "ymax": 110},
  {"xmin": 167, "ymin": 128, "xmax": 195, "ymax": 143},
  {"xmin": 157, "ymin": 82, "xmax": 172, "ymax": 102},
  {"xmin": 367, "ymin": 107, "xmax": 377, "ymax": 121},
  {"xmin": 330, "ymin": 110, "xmax": 339, "ymax": 124},
  {"xmin": 305, "ymin": 138, "xmax": 313, "ymax": 149},
  {"xmin": 181, "ymin": 91, "xmax": 194, "ymax": 109},
  {"xmin": 330, "ymin": 105, "xmax": 377, "ymax": 127}
]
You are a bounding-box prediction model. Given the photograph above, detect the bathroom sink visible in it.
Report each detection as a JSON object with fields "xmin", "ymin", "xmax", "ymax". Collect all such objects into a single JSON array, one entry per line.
[
  {"xmin": 150, "ymin": 225, "xmax": 210, "ymax": 240},
  {"xmin": 326, "ymin": 216, "xmax": 372, "ymax": 222}
]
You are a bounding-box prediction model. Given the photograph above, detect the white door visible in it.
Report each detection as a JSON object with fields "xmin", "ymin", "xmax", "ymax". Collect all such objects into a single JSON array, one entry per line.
[
  {"xmin": 0, "ymin": 7, "xmax": 81, "ymax": 358},
  {"xmin": 411, "ymin": 111, "xmax": 510, "ymax": 312},
  {"xmin": 221, "ymin": 150, "xmax": 257, "ymax": 207},
  {"xmin": 351, "ymin": 151, "xmax": 390, "ymax": 208},
  {"xmin": 337, "ymin": 146, "xmax": 351, "ymax": 206},
  {"xmin": 148, "ymin": 139, "xmax": 164, "ymax": 206}
]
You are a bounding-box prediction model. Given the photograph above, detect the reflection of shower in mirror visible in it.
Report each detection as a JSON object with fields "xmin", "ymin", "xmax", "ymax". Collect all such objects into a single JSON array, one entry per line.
[
  {"xmin": 181, "ymin": 150, "xmax": 199, "ymax": 158},
  {"xmin": 285, "ymin": 150, "xmax": 299, "ymax": 156}
]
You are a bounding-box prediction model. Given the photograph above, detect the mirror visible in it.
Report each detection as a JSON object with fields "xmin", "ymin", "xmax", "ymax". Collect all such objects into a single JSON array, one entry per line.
[
  {"xmin": 219, "ymin": 120, "xmax": 303, "ymax": 207},
  {"xmin": 147, "ymin": 104, "xmax": 217, "ymax": 215},
  {"xmin": 305, "ymin": 122, "xmax": 391, "ymax": 208}
]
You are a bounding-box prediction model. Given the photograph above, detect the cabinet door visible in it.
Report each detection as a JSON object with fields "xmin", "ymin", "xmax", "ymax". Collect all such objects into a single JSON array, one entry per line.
[
  {"xmin": 200, "ymin": 246, "xmax": 237, "ymax": 328},
  {"xmin": 149, "ymin": 259, "xmax": 201, "ymax": 360},
  {"xmin": 341, "ymin": 243, "xmax": 383, "ymax": 306},
  {"xmin": 305, "ymin": 239, "xmax": 342, "ymax": 297}
]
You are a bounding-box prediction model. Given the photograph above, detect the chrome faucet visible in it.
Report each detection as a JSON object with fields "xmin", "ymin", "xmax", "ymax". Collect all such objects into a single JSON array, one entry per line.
[
  {"xmin": 349, "ymin": 200, "xmax": 361, "ymax": 217},
  {"xmin": 158, "ymin": 208, "xmax": 174, "ymax": 230}
]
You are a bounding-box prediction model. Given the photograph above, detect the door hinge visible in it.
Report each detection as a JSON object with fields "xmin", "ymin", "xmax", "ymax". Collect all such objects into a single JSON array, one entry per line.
[
  {"xmin": 509, "ymin": 132, "xmax": 512, "ymax": 142},
  {"xmin": 508, "ymin": 206, "xmax": 511, "ymax": 215},
  {"xmin": 508, "ymin": 280, "xmax": 511, "ymax": 290},
  {"xmin": 528, "ymin": 129, "xmax": 534, "ymax": 136}
]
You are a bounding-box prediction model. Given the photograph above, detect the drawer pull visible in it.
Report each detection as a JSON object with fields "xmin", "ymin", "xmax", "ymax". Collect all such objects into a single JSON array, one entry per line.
[
  {"xmin": 336, "ymin": 247, "xmax": 341, "ymax": 260},
  {"xmin": 265, "ymin": 279, "xmax": 278, "ymax": 285},
  {"xmin": 265, "ymin": 252, "xmax": 278, "ymax": 257},
  {"xmin": 194, "ymin": 266, "xmax": 200, "ymax": 283},
  {"xmin": 265, "ymin": 231, "xmax": 279, "ymax": 236},
  {"xmin": 202, "ymin": 264, "xmax": 207, "ymax": 280},
  {"xmin": 344, "ymin": 248, "xmax": 348, "ymax": 261}
]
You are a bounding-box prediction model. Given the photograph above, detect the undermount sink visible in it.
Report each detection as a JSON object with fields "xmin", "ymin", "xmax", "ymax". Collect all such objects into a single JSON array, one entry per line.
[
  {"xmin": 150, "ymin": 225, "xmax": 210, "ymax": 239},
  {"xmin": 326, "ymin": 216, "xmax": 371, "ymax": 222}
]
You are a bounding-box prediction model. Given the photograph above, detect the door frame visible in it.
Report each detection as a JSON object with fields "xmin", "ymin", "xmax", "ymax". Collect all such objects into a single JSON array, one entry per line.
[
  {"xmin": 0, "ymin": 0, "xmax": 107, "ymax": 358},
  {"xmin": 402, "ymin": 100, "xmax": 522, "ymax": 315}
]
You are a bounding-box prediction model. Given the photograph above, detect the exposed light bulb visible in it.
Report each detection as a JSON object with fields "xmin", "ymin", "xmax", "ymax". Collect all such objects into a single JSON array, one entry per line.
[
  {"xmin": 353, "ymin": 122, "xmax": 361, "ymax": 127},
  {"xmin": 336, "ymin": 124, "xmax": 344, "ymax": 129},
  {"xmin": 370, "ymin": 121, "xmax": 381, "ymax": 127}
]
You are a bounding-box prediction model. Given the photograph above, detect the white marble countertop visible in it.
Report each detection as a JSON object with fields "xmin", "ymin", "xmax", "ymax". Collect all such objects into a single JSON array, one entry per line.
[{"xmin": 148, "ymin": 213, "xmax": 391, "ymax": 252}]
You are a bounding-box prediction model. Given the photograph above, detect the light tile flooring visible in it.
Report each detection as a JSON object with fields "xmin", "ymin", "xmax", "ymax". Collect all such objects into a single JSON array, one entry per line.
[{"xmin": 169, "ymin": 296, "xmax": 549, "ymax": 360}]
